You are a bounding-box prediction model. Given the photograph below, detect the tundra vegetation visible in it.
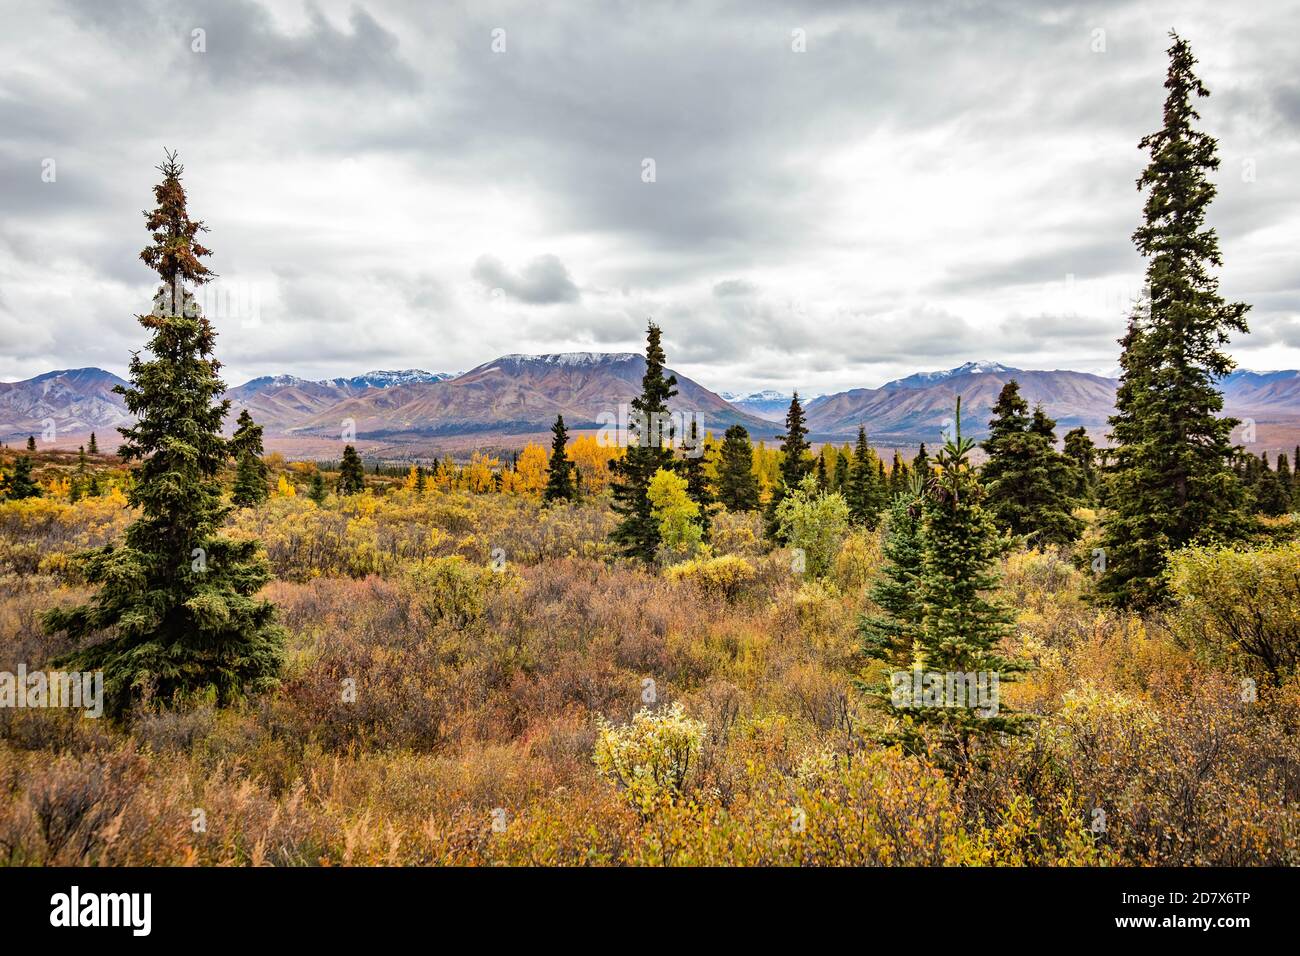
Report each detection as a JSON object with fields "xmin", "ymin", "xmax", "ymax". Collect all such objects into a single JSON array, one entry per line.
[{"xmin": 1, "ymin": 35, "xmax": 1299, "ymax": 866}]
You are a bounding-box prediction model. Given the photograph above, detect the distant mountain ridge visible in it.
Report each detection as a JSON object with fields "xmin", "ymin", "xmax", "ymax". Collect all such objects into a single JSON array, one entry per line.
[{"xmin": 5, "ymin": 356, "xmax": 1300, "ymax": 450}]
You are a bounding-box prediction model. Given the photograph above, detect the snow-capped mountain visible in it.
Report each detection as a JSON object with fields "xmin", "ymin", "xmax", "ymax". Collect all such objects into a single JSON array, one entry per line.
[{"xmin": 884, "ymin": 361, "xmax": 1019, "ymax": 390}]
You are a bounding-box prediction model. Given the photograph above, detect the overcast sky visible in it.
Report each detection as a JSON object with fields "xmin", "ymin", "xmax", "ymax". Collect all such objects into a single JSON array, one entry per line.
[{"xmin": 2, "ymin": 0, "xmax": 1299, "ymax": 395}]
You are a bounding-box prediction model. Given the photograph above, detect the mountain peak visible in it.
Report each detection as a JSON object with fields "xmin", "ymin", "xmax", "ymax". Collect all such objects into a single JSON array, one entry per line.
[{"xmin": 886, "ymin": 361, "xmax": 1018, "ymax": 389}]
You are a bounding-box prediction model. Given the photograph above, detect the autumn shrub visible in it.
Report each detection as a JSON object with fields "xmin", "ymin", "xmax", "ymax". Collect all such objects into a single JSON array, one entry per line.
[
  {"xmin": 593, "ymin": 703, "xmax": 707, "ymax": 815},
  {"xmin": 1167, "ymin": 540, "xmax": 1300, "ymax": 681},
  {"xmin": 663, "ymin": 554, "xmax": 756, "ymax": 601}
]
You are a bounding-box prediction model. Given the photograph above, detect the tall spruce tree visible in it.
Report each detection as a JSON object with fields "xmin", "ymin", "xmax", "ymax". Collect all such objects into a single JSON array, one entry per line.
[
  {"xmin": 832, "ymin": 449, "xmax": 849, "ymax": 492},
  {"xmin": 980, "ymin": 381, "xmax": 1083, "ymax": 545},
  {"xmin": 609, "ymin": 322, "xmax": 678, "ymax": 561},
  {"xmin": 1099, "ymin": 35, "xmax": 1251, "ymax": 608},
  {"xmin": 677, "ymin": 418, "xmax": 712, "ymax": 540},
  {"xmin": 230, "ymin": 409, "xmax": 268, "ymax": 507},
  {"xmin": 1063, "ymin": 426, "xmax": 1098, "ymax": 504},
  {"xmin": 846, "ymin": 426, "xmax": 885, "ymax": 529},
  {"xmin": 43, "ymin": 150, "xmax": 284, "ymax": 716},
  {"xmin": 765, "ymin": 392, "xmax": 812, "ymax": 540},
  {"xmin": 337, "ymin": 444, "xmax": 366, "ymax": 494},
  {"xmin": 543, "ymin": 414, "xmax": 576, "ymax": 503},
  {"xmin": 716, "ymin": 424, "xmax": 760, "ymax": 512},
  {"xmin": 88, "ymin": 432, "xmax": 99, "ymax": 455}
]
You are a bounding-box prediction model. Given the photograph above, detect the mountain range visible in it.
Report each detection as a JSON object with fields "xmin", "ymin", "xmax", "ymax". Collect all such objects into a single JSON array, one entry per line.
[{"xmin": 4, "ymin": 357, "xmax": 1300, "ymax": 456}]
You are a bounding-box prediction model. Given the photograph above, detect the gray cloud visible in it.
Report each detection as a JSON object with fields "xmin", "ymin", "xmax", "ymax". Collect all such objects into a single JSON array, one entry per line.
[
  {"xmin": 1, "ymin": 0, "xmax": 1298, "ymax": 394},
  {"xmin": 471, "ymin": 254, "xmax": 580, "ymax": 304}
]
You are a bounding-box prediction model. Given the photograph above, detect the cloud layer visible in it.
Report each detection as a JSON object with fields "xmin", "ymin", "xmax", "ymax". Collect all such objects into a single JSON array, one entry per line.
[{"xmin": 2, "ymin": 0, "xmax": 1299, "ymax": 395}]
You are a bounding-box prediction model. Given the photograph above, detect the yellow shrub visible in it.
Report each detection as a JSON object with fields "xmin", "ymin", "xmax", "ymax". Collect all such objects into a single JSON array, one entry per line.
[{"xmin": 664, "ymin": 555, "xmax": 756, "ymax": 601}]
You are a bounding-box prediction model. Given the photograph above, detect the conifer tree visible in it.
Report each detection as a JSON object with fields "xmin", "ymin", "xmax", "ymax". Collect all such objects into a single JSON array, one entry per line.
[
  {"xmin": 765, "ymin": 392, "xmax": 812, "ymax": 540},
  {"xmin": 1254, "ymin": 453, "xmax": 1289, "ymax": 516},
  {"xmin": 832, "ymin": 449, "xmax": 849, "ymax": 492},
  {"xmin": 1062, "ymin": 426, "xmax": 1097, "ymax": 504},
  {"xmin": 88, "ymin": 432, "xmax": 99, "ymax": 455},
  {"xmin": 230, "ymin": 410, "xmax": 269, "ymax": 507},
  {"xmin": 1277, "ymin": 453, "xmax": 1294, "ymax": 511},
  {"xmin": 609, "ymin": 322, "xmax": 678, "ymax": 561},
  {"xmin": 0, "ymin": 456, "xmax": 42, "ymax": 500},
  {"xmin": 846, "ymin": 426, "xmax": 885, "ymax": 529},
  {"xmin": 858, "ymin": 474, "xmax": 925, "ymax": 671},
  {"xmin": 677, "ymin": 417, "xmax": 712, "ymax": 540},
  {"xmin": 43, "ymin": 150, "xmax": 283, "ymax": 716},
  {"xmin": 980, "ymin": 381, "xmax": 1082, "ymax": 545},
  {"xmin": 889, "ymin": 450, "xmax": 908, "ymax": 496},
  {"xmin": 716, "ymin": 424, "xmax": 760, "ymax": 512},
  {"xmin": 911, "ymin": 443, "xmax": 929, "ymax": 478},
  {"xmin": 1099, "ymin": 35, "xmax": 1251, "ymax": 607},
  {"xmin": 814, "ymin": 452, "xmax": 828, "ymax": 491},
  {"xmin": 910, "ymin": 400, "xmax": 1024, "ymax": 762},
  {"xmin": 337, "ymin": 444, "xmax": 366, "ymax": 494},
  {"xmin": 26, "ymin": 436, "xmax": 35, "ymax": 452},
  {"xmin": 308, "ymin": 471, "xmax": 327, "ymax": 505},
  {"xmin": 543, "ymin": 414, "xmax": 576, "ymax": 503}
]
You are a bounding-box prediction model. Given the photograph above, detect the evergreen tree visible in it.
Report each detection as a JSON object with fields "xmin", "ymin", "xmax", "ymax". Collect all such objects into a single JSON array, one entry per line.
[
  {"xmin": 88, "ymin": 432, "xmax": 99, "ymax": 455},
  {"xmin": 814, "ymin": 452, "xmax": 828, "ymax": 491},
  {"xmin": 889, "ymin": 450, "xmax": 908, "ymax": 497},
  {"xmin": 609, "ymin": 322, "xmax": 678, "ymax": 561},
  {"xmin": 26, "ymin": 436, "xmax": 35, "ymax": 451},
  {"xmin": 337, "ymin": 444, "xmax": 366, "ymax": 494},
  {"xmin": 980, "ymin": 381, "xmax": 1083, "ymax": 545},
  {"xmin": 846, "ymin": 426, "xmax": 885, "ymax": 529},
  {"xmin": 308, "ymin": 471, "xmax": 327, "ymax": 505},
  {"xmin": 0, "ymin": 455, "xmax": 42, "ymax": 500},
  {"xmin": 911, "ymin": 399, "xmax": 1024, "ymax": 762},
  {"xmin": 1278, "ymin": 453, "xmax": 1294, "ymax": 511},
  {"xmin": 230, "ymin": 410, "xmax": 268, "ymax": 507},
  {"xmin": 1062, "ymin": 426, "xmax": 1097, "ymax": 504},
  {"xmin": 43, "ymin": 150, "xmax": 283, "ymax": 716},
  {"xmin": 716, "ymin": 424, "xmax": 760, "ymax": 512},
  {"xmin": 858, "ymin": 474, "xmax": 926, "ymax": 671},
  {"xmin": 765, "ymin": 392, "xmax": 812, "ymax": 540},
  {"xmin": 677, "ymin": 418, "xmax": 712, "ymax": 540},
  {"xmin": 543, "ymin": 414, "xmax": 576, "ymax": 504},
  {"xmin": 1254, "ymin": 453, "xmax": 1290, "ymax": 516},
  {"xmin": 911, "ymin": 443, "xmax": 929, "ymax": 478},
  {"xmin": 1099, "ymin": 35, "xmax": 1251, "ymax": 608},
  {"xmin": 832, "ymin": 448, "xmax": 849, "ymax": 492}
]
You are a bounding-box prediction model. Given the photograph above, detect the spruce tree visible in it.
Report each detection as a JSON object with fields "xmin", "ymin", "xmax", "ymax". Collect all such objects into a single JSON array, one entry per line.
[
  {"xmin": 1063, "ymin": 426, "xmax": 1097, "ymax": 503},
  {"xmin": 846, "ymin": 426, "xmax": 885, "ymax": 529},
  {"xmin": 88, "ymin": 432, "xmax": 99, "ymax": 455},
  {"xmin": 715, "ymin": 424, "xmax": 760, "ymax": 512},
  {"xmin": 308, "ymin": 471, "xmax": 327, "ymax": 505},
  {"xmin": 980, "ymin": 381, "xmax": 1082, "ymax": 545},
  {"xmin": 230, "ymin": 410, "xmax": 269, "ymax": 507},
  {"xmin": 911, "ymin": 400, "xmax": 1024, "ymax": 762},
  {"xmin": 1, "ymin": 456, "xmax": 42, "ymax": 500},
  {"xmin": 609, "ymin": 322, "xmax": 678, "ymax": 561},
  {"xmin": 1099, "ymin": 35, "xmax": 1251, "ymax": 608},
  {"xmin": 1254, "ymin": 453, "xmax": 1289, "ymax": 516},
  {"xmin": 43, "ymin": 150, "xmax": 283, "ymax": 716},
  {"xmin": 543, "ymin": 414, "xmax": 576, "ymax": 503},
  {"xmin": 858, "ymin": 474, "xmax": 926, "ymax": 671},
  {"xmin": 26, "ymin": 436, "xmax": 35, "ymax": 452},
  {"xmin": 1277, "ymin": 453, "xmax": 1294, "ymax": 511},
  {"xmin": 814, "ymin": 452, "xmax": 828, "ymax": 491},
  {"xmin": 832, "ymin": 449, "xmax": 849, "ymax": 492},
  {"xmin": 765, "ymin": 392, "xmax": 812, "ymax": 540},
  {"xmin": 337, "ymin": 444, "xmax": 366, "ymax": 494},
  {"xmin": 677, "ymin": 417, "xmax": 712, "ymax": 540}
]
